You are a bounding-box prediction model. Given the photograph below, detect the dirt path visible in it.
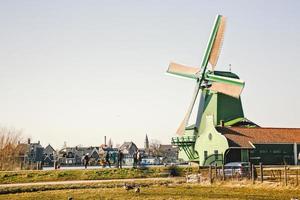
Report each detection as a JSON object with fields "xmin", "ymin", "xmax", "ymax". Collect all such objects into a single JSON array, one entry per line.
[{"xmin": 0, "ymin": 177, "xmax": 181, "ymax": 188}]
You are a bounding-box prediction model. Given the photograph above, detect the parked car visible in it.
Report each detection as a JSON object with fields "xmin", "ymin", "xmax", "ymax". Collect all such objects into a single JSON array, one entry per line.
[{"xmin": 223, "ymin": 162, "xmax": 250, "ymax": 177}]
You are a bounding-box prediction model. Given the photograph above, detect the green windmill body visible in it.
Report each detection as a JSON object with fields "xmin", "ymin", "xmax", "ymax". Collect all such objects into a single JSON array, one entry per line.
[{"xmin": 167, "ymin": 15, "xmax": 255, "ymax": 165}]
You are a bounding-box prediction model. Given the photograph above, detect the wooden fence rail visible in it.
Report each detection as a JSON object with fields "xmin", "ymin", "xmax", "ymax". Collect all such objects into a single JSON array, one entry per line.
[{"xmin": 193, "ymin": 164, "xmax": 300, "ymax": 187}]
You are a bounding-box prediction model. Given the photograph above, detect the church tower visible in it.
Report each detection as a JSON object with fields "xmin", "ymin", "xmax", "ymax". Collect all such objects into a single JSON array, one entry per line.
[{"xmin": 144, "ymin": 134, "xmax": 149, "ymax": 150}]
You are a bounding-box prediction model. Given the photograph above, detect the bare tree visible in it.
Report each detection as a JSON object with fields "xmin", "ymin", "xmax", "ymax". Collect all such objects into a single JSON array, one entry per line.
[
  {"xmin": 149, "ymin": 139, "xmax": 162, "ymax": 157},
  {"xmin": 0, "ymin": 127, "xmax": 23, "ymax": 170}
]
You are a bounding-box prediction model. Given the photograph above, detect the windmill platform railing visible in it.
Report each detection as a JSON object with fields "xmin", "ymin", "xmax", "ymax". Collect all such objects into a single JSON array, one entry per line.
[
  {"xmin": 171, "ymin": 136, "xmax": 199, "ymax": 160},
  {"xmin": 203, "ymin": 153, "xmax": 224, "ymax": 166}
]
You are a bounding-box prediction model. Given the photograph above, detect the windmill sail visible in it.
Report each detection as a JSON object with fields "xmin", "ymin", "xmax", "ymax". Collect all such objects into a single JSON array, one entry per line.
[
  {"xmin": 209, "ymin": 16, "xmax": 226, "ymax": 71},
  {"xmin": 176, "ymin": 83, "xmax": 200, "ymax": 135},
  {"xmin": 167, "ymin": 62, "xmax": 200, "ymax": 79},
  {"xmin": 166, "ymin": 14, "xmax": 236, "ymax": 136},
  {"xmin": 200, "ymin": 15, "xmax": 226, "ymax": 72},
  {"xmin": 209, "ymin": 82, "xmax": 243, "ymax": 98},
  {"xmin": 206, "ymin": 73, "xmax": 245, "ymax": 98}
]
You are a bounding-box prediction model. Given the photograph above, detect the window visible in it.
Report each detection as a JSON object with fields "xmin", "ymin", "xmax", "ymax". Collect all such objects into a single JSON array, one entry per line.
[{"xmin": 208, "ymin": 133, "xmax": 212, "ymax": 140}]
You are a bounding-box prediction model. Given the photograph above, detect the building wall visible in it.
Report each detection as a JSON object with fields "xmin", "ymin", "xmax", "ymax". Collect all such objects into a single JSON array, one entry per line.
[
  {"xmin": 217, "ymin": 93, "xmax": 244, "ymax": 124},
  {"xmin": 177, "ymin": 90, "xmax": 217, "ymax": 162},
  {"xmin": 249, "ymin": 144, "xmax": 295, "ymax": 165},
  {"xmin": 197, "ymin": 90, "xmax": 218, "ymax": 133},
  {"xmin": 177, "ymin": 90, "xmax": 244, "ymax": 163},
  {"xmin": 195, "ymin": 115, "xmax": 229, "ymax": 166}
]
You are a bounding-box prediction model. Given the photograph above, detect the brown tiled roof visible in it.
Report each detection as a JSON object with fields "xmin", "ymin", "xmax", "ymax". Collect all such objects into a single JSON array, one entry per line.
[{"xmin": 216, "ymin": 127, "xmax": 300, "ymax": 148}]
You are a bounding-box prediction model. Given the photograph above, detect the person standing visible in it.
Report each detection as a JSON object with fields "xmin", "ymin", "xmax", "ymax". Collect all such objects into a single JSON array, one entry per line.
[
  {"xmin": 83, "ymin": 153, "xmax": 90, "ymax": 169},
  {"xmin": 105, "ymin": 151, "xmax": 111, "ymax": 168},
  {"xmin": 118, "ymin": 150, "xmax": 124, "ymax": 169},
  {"xmin": 133, "ymin": 150, "xmax": 138, "ymax": 168},
  {"xmin": 137, "ymin": 151, "xmax": 142, "ymax": 167}
]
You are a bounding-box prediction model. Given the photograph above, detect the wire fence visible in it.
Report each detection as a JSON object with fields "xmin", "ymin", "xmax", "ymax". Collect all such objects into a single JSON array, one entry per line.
[{"xmin": 185, "ymin": 164, "xmax": 300, "ymax": 187}]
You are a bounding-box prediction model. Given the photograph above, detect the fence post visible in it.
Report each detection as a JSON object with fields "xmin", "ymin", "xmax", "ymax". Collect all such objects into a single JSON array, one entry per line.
[
  {"xmin": 209, "ymin": 165, "xmax": 213, "ymax": 184},
  {"xmin": 296, "ymin": 169, "xmax": 299, "ymax": 187},
  {"xmin": 222, "ymin": 165, "xmax": 225, "ymax": 181},
  {"xmin": 251, "ymin": 164, "xmax": 255, "ymax": 184},
  {"xmin": 54, "ymin": 161, "xmax": 56, "ymax": 169},
  {"xmin": 260, "ymin": 163, "xmax": 263, "ymax": 183},
  {"xmin": 248, "ymin": 162, "xmax": 251, "ymax": 180},
  {"xmin": 284, "ymin": 165, "xmax": 288, "ymax": 186},
  {"xmin": 279, "ymin": 170, "xmax": 281, "ymax": 184},
  {"xmin": 215, "ymin": 164, "xmax": 218, "ymax": 180}
]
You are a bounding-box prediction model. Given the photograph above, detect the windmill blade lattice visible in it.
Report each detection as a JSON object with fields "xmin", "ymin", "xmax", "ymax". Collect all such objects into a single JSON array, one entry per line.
[{"xmin": 208, "ymin": 16, "xmax": 226, "ymax": 71}]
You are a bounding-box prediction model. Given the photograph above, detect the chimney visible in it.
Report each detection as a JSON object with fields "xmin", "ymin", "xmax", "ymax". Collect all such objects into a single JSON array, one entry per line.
[
  {"xmin": 27, "ymin": 138, "xmax": 31, "ymax": 144},
  {"xmin": 104, "ymin": 136, "xmax": 107, "ymax": 146},
  {"xmin": 38, "ymin": 141, "xmax": 40, "ymax": 145}
]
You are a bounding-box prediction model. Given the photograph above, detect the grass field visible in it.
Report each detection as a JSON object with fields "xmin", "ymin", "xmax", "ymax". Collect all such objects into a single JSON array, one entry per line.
[
  {"xmin": 1, "ymin": 183, "xmax": 299, "ymax": 200},
  {"xmin": 0, "ymin": 166, "xmax": 199, "ymax": 184},
  {"xmin": 1, "ymin": 167, "xmax": 299, "ymax": 199}
]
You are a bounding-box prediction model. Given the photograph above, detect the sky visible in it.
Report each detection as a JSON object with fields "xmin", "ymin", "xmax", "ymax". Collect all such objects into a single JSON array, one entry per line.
[{"xmin": 0, "ymin": 0, "xmax": 300, "ymax": 149}]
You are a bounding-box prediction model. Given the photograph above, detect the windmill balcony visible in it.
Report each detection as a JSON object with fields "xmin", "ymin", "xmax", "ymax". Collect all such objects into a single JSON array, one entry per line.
[
  {"xmin": 171, "ymin": 136, "xmax": 196, "ymax": 145},
  {"xmin": 171, "ymin": 136, "xmax": 198, "ymax": 160}
]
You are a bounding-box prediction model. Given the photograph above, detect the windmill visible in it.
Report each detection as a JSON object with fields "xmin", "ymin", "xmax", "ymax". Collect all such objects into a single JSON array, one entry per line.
[{"xmin": 167, "ymin": 15, "xmax": 248, "ymax": 162}]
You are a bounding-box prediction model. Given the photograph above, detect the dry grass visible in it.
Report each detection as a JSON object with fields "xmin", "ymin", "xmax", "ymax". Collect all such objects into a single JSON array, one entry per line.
[
  {"xmin": 0, "ymin": 182, "xmax": 299, "ymax": 200},
  {"xmin": 1, "ymin": 167, "xmax": 300, "ymax": 199}
]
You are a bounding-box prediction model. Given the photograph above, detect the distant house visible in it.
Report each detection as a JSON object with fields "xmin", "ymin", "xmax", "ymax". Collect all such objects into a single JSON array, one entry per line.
[
  {"xmin": 158, "ymin": 144, "xmax": 179, "ymax": 163},
  {"xmin": 119, "ymin": 142, "xmax": 138, "ymax": 166},
  {"xmin": 28, "ymin": 140, "xmax": 44, "ymax": 163},
  {"xmin": 89, "ymin": 147, "xmax": 100, "ymax": 165},
  {"xmin": 58, "ymin": 146, "xmax": 100, "ymax": 165},
  {"xmin": 43, "ymin": 144, "xmax": 56, "ymax": 166},
  {"xmin": 15, "ymin": 139, "xmax": 45, "ymax": 169}
]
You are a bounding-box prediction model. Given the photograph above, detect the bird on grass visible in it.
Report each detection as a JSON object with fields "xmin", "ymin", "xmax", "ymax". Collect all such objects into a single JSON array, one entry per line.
[
  {"xmin": 123, "ymin": 183, "xmax": 141, "ymax": 193},
  {"xmin": 123, "ymin": 183, "xmax": 135, "ymax": 191},
  {"xmin": 134, "ymin": 187, "xmax": 140, "ymax": 193}
]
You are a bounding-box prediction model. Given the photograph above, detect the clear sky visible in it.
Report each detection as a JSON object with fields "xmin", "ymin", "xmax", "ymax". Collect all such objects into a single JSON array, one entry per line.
[{"xmin": 0, "ymin": 0, "xmax": 300, "ymax": 149}]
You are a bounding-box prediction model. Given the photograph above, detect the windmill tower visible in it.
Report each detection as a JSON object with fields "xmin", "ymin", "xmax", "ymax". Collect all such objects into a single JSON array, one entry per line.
[{"xmin": 167, "ymin": 15, "xmax": 253, "ymax": 163}]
